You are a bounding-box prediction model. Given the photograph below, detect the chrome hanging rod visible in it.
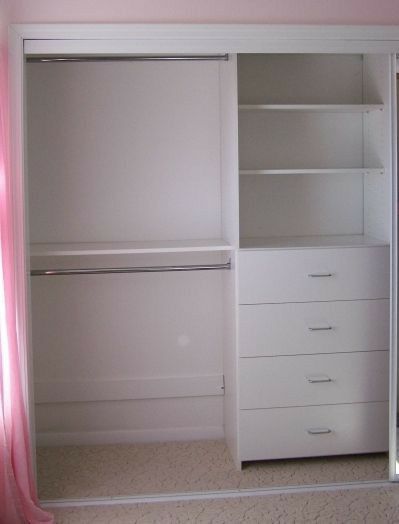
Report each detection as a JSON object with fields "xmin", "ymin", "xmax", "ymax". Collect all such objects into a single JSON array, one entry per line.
[
  {"xmin": 31, "ymin": 260, "xmax": 231, "ymax": 276},
  {"xmin": 27, "ymin": 54, "xmax": 229, "ymax": 63}
]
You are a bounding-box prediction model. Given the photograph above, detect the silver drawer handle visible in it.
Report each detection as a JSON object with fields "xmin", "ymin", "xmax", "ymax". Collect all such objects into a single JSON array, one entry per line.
[
  {"xmin": 306, "ymin": 375, "xmax": 332, "ymax": 383},
  {"xmin": 308, "ymin": 272, "xmax": 333, "ymax": 278},
  {"xmin": 308, "ymin": 326, "xmax": 333, "ymax": 332},
  {"xmin": 307, "ymin": 428, "xmax": 332, "ymax": 435}
]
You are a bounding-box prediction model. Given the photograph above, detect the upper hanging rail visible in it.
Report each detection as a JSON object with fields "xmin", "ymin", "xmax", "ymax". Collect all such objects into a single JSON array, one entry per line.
[
  {"xmin": 31, "ymin": 260, "xmax": 231, "ymax": 276},
  {"xmin": 27, "ymin": 54, "xmax": 229, "ymax": 63}
]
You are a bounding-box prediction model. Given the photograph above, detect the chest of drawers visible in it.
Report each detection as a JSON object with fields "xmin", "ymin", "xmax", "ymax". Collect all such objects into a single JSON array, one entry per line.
[{"xmin": 238, "ymin": 245, "xmax": 390, "ymax": 462}]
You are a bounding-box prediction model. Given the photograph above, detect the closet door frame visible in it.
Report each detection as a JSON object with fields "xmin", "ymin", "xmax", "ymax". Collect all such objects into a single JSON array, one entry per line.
[{"xmin": 8, "ymin": 23, "xmax": 399, "ymax": 480}]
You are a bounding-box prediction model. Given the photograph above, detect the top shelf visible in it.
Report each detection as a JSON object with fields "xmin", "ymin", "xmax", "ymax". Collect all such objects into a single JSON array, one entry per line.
[
  {"xmin": 30, "ymin": 239, "xmax": 232, "ymax": 257},
  {"xmin": 238, "ymin": 104, "xmax": 384, "ymax": 113}
]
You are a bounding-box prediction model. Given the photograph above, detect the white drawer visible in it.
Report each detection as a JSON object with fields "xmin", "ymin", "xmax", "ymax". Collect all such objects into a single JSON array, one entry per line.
[
  {"xmin": 239, "ymin": 402, "xmax": 388, "ymax": 461},
  {"xmin": 239, "ymin": 246, "xmax": 389, "ymax": 304},
  {"xmin": 240, "ymin": 351, "xmax": 389, "ymax": 409},
  {"xmin": 239, "ymin": 299, "xmax": 389, "ymax": 357}
]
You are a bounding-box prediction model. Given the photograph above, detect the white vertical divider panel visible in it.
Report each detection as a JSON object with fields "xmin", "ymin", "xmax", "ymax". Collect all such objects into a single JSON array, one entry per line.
[
  {"xmin": 390, "ymin": 60, "xmax": 398, "ymax": 481},
  {"xmin": 363, "ymin": 53, "xmax": 397, "ymax": 479},
  {"xmin": 363, "ymin": 55, "xmax": 392, "ymax": 242},
  {"xmin": 219, "ymin": 55, "xmax": 241, "ymax": 468}
]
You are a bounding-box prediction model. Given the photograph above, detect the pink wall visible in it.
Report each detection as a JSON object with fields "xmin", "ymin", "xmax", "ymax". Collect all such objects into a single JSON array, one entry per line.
[
  {"xmin": 0, "ymin": 1, "xmax": 9, "ymax": 42},
  {"xmin": 7, "ymin": 0, "xmax": 399, "ymax": 25}
]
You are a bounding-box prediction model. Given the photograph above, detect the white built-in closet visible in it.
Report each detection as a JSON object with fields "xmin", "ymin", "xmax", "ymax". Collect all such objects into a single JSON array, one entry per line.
[{"xmin": 25, "ymin": 48, "xmax": 394, "ymax": 470}]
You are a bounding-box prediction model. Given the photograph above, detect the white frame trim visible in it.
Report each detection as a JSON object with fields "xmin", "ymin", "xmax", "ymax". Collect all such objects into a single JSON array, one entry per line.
[{"xmin": 8, "ymin": 23, "xmax": 399, "ymax": 488}]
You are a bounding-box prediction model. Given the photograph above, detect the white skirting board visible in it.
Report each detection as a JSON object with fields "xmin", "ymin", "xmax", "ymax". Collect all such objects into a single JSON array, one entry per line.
[{"xmin": 36, "ymin": 425, "xmax": 224, "ymax": 447}]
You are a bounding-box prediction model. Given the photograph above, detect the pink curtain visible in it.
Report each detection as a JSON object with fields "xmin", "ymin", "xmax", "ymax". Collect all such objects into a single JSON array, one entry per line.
[{"xmin": 0, "ymin": 40, "xmax": 53, "ymax": 523}]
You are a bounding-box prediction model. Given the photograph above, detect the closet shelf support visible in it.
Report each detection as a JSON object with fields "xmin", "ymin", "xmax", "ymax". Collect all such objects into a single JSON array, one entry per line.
[{"xmin": 30, "ymin": 260, "xmax": 231, "ymax": 276}]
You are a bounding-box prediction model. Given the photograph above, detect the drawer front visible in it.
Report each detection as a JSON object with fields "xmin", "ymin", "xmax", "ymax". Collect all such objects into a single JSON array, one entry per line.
[
  {"xmin": 239, "ymin": 299, "xmax": 389, "ymax": 357},
  {"xmin": 240, "ymin": 351, "xmax": 389, "ymax": 409},
  {"xmin": 239, "ymin": 402, "xmax": 388, "ymax": 461},
  {"xmin": 239, "ymin": 246, "xmax": 389, "ymax": 304}
]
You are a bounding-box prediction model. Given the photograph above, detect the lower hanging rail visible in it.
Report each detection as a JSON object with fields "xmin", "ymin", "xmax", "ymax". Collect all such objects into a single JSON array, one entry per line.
[{"xmin": 30, "ymin": 260, "xmax": 231, "ymax": 276}]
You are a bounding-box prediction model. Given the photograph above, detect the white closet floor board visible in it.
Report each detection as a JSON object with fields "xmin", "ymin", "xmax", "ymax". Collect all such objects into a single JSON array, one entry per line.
[
  {"xmin": 37, "ymin": 440, "xmax": 388, "ymax": 500},
  {"xmin": 49, "ymin": 486, "xmax": 399, "ymax": 524}
]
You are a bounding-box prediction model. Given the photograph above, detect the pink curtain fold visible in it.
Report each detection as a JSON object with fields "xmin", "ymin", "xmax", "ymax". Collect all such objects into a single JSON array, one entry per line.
[{"xmin": 0, "ymin": 38, "xmax": 53, "ymax": 524}]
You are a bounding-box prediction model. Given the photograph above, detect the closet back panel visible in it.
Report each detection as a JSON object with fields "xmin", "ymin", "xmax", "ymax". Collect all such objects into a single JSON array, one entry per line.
[
  {"xmin": 239, "ymin": 173, "xmax": 364, "ymax": 239},
  {"xmin": 32, "ymin": 254, "xmax": 223, "ymax": 382},
  {"xmin": 26, "ymin": 61, "xmax": 222, "ymax": 243},
  {"xmin": 238, "ymin": 112, "xmax": 364, "ymax": 170},
  {"xmin": 237, "ymin": 54, "xmax": 363, "ymax": 105}
]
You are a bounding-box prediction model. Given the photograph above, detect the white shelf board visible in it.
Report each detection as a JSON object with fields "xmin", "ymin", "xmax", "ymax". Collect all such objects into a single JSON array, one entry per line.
[
  {"xmin": 240, "ymin": 235, "xmax": 389, "ymax": 251},
  {"xmin": 30, "ymin": 239, "xmax": 232, "ymax": 257},
  {"xmin": 238, "ymin": 104, "xmax": 384, "ymax": 113},
  {"xmin": 239, "ymin": 168, "xmax": 384, "ymax": 176}
]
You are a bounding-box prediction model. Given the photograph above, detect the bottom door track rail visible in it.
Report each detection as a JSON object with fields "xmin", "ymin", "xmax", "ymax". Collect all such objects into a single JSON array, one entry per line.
[{"xmin": 30, "ymin": 260, "xmax": 231, "ymax": 276}]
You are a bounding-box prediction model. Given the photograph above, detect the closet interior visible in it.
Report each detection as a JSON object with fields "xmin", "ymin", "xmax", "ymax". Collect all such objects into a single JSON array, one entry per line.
[{"xmin": 25, "ymin": 50, "xmax": 393, "ymax": 489}]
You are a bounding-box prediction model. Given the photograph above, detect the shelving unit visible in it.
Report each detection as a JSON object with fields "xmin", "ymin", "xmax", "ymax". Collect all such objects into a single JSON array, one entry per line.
[{"xmin": 236, "ymin": 52, "xmax": 391, "ymax": 464}]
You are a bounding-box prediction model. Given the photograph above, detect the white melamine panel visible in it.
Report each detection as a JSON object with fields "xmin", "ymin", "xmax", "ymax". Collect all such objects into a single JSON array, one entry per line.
[
  {"xmin": 239, "ymin": 246, "xmax": 389, "ymax": 304},
  {"xmin": 237, "ymin": 54, "xmax": 364, "ymax": 105},
  {"xmin": 239, "ymin": 174, "xmax": 363, "ymax": 239},
  {"xmin": 31, "ymin": 253, "xmax": 223, "ymax": 382},
  {"xmin": 30, "ymin": 239, "xmax": 232, "ymax": 257},
  {"xmin": 239, "ymin": 299, "xmax": 389, "ymax": 357},
  {"xmin": 238, "ymin": 104, "xmax": 383, "ymax": 112},
  {"xmin": 240, "ymin": 234, "xmax": 387, "ymax": 250},
  {"xmin": 238, "ymin": 111, "xmax": 363, "ymax": 170},
  {"xmin": 363, "ymin": 55, "xmax": 392, "ymax": 242},
  {"xmin": 27, "ymin": 60, "xmax": 222, "ymax": 243},
  {"xmin": 239, "ymin": 402, "xmax": 388, "ymax": 461},
  {"xmin": 219, "ymin": 55, "xmax": 241, "ymax": 467},
  {"xmin": 239, "ymin": 168, "xmax": 384, "ymax": 175},
  {"xmin": 35, "ymin": 396, "xmax": 223, "ymax": 446},
  {"xmin": 240, "ymin": 351, "xmax": 389, "ymax": 409}
]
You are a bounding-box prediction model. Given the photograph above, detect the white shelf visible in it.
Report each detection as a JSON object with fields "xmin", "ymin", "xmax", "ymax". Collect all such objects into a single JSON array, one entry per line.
[
  {"xmin": 30, "ymin": 239, "xmax": 232, "ymax": 257},
  {"xmin": 239, "ymin": 168, "xmax": 384, "ymax": 176},
  {"xmin": 238, "ymin": 104, "xmax": 384, "ymax": 113},
  {"xmin": 240, "ymin": 235, "xmax": 389, "ymax": 251}
]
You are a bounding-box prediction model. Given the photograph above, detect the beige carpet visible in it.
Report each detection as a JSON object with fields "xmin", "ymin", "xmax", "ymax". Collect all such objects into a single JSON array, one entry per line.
[{"xmin": 37, "ymin": 440, "xmax": 388, "ymax": 500}]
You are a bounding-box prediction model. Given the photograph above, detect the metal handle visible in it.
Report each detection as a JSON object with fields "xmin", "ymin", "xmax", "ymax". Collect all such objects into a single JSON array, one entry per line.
[
  {"xmin": 307, "ymin": 428, "xmax": 332, "ymax": 435},
  {"xmin": 308, "ymin": 272, "xmax": 333, "ymax": 278},
  {"xmin": 308, "ymin": 326, "xmax": 333, "ymax": 332},
  {"xmin": 306, "ymin": 375, "xmax": 332, "ymax": 383}
]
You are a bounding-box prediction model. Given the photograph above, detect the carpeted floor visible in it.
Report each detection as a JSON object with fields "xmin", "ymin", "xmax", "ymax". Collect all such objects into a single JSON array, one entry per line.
[{"xmin": 37, "ymin": 440, "xmax": 388, "ymax": 500}]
